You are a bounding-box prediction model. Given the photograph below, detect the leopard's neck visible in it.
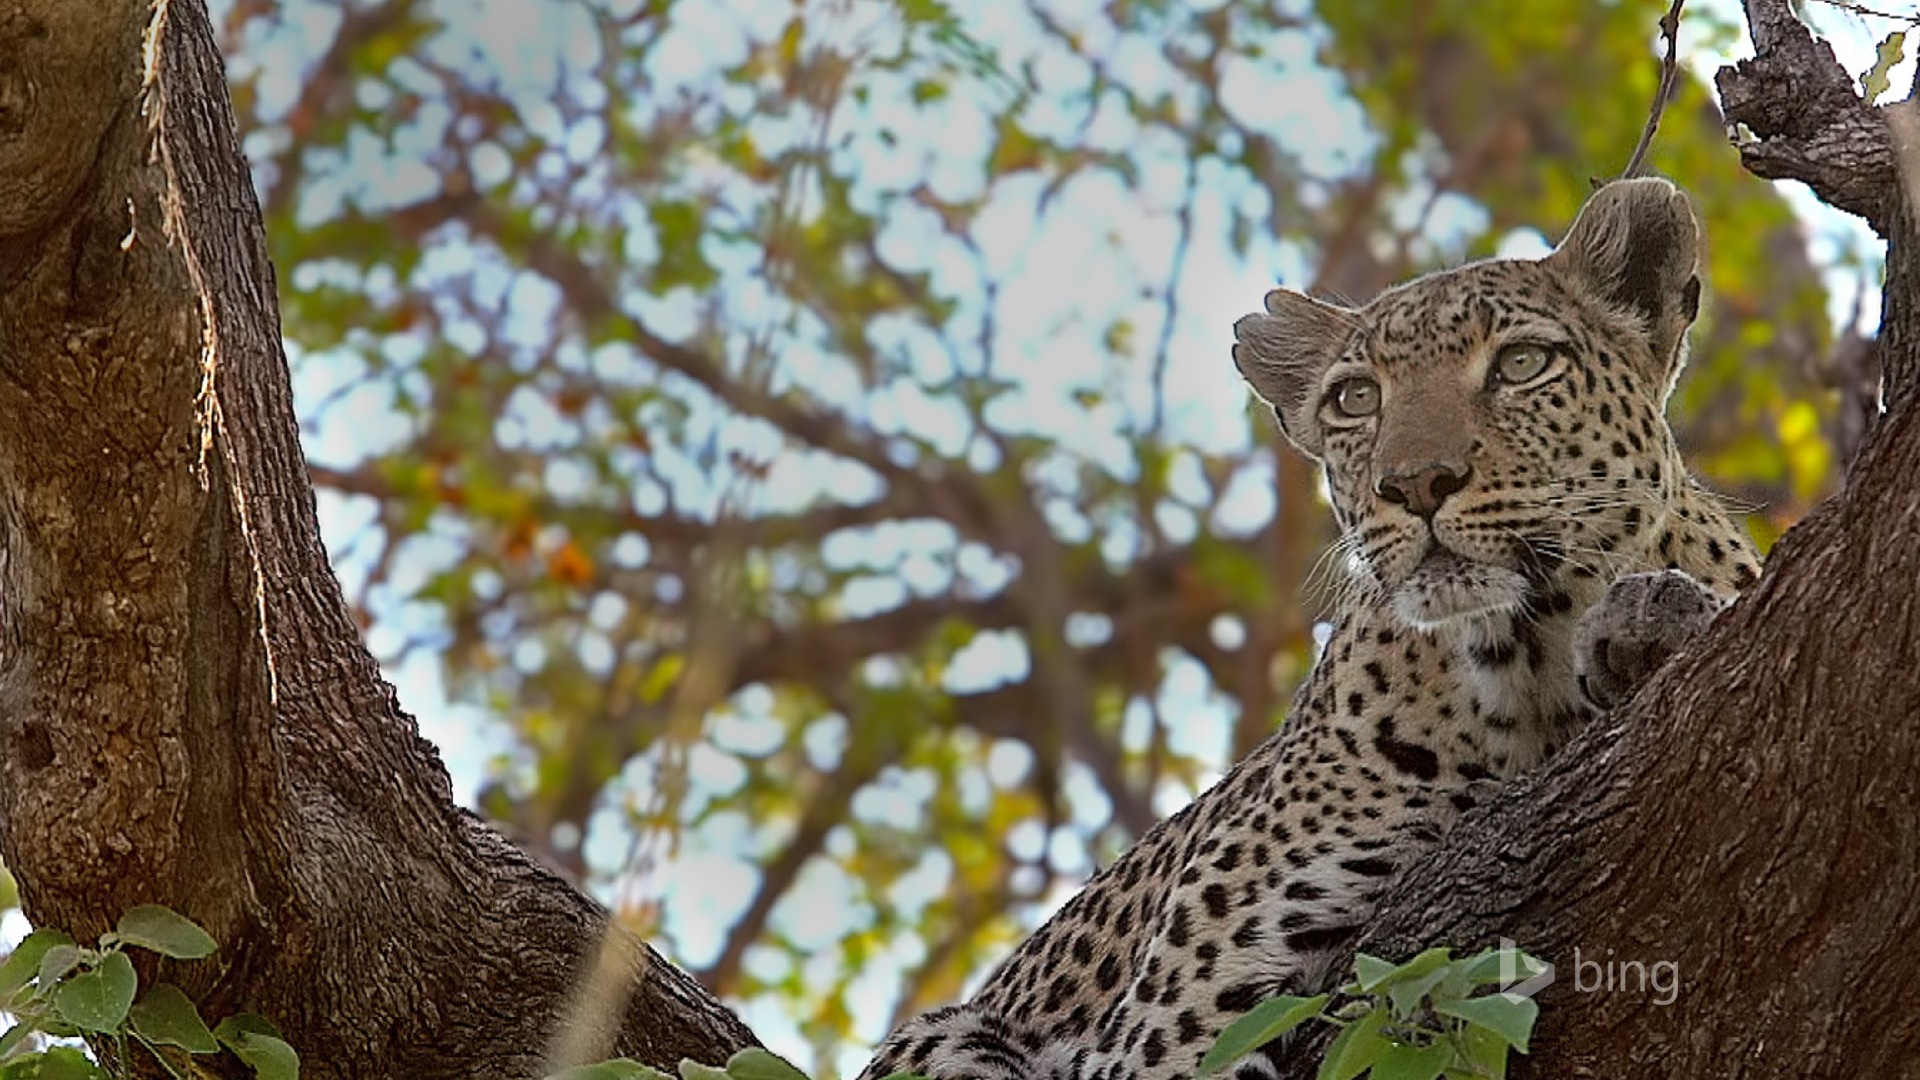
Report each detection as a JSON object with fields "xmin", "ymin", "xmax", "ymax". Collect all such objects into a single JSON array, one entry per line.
[{"xmin": 1320, "ymin": 485, "xmax": 1753, "ymax": 779}]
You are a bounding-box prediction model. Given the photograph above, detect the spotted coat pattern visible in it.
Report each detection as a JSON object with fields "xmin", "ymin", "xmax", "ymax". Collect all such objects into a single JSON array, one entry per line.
[{"xmin": 855, "ymin": 179, "xmax": 1760, "ymax": 1080}]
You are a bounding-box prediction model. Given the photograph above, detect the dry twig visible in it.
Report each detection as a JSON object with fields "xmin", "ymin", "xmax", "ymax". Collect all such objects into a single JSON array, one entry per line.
[{"xmin": 1622, "ymin": 0, "xmax": 1688, "ymax": 178}]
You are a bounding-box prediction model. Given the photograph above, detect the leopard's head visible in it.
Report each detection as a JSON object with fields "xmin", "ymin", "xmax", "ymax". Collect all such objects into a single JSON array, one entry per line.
[{"xmin": 1233, "ymin": 178, "xmax": 1702, "ymax": 629}]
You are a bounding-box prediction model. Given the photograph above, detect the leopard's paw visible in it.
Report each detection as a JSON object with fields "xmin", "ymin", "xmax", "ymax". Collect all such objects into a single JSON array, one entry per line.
[{"xmin": 1574, "ymin": 569, "xmax": 1726, "ymax": 710}]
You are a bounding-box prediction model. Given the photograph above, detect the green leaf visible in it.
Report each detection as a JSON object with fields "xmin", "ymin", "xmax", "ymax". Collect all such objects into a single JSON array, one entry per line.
[
  {"xmin": 1318, "ymin": 1006, "xmax": 1389, "ymax": 1080},
  {"xmin": 52, "ymin": 951, "xmax": 136, "ymax": 1033},
  {"xmin": 1455, "ymin": 948, "xmax": 1546, "ymax": 988},
  {"xmin": 1386, "ymin": 964, "xmax": 1455, "ymax": 1019},
  {"xmin": 128, "ymin": 984, "xmax": 218, "ymax": 1054},
  {"xmin": 215, "ymin": 1014, "xmax": 298, "ymax": 1079},
  {"xmin": 0, "ymin": 1046, "xmax": 107, "ymax": 1079},
  {"xmin": 0, "ymin": 1023, "xmax": 31, "ymax": 1062},
  {"xmin": 896, "ymin": 0, "xmax": 958, "ymax": 28},
  {"xmin": 213, "ymin": 1014, "xmax": 284, "ymax": 1042},
  {"xmin": 1434, "ymin": 994, "xmax": 1539, "ymax": 1053},
  {"xmin": 1455, "ymin": 1021, "xmax": 1510, "ymax": 1078},
  {"xmin": 722, "ymin": 1049, "xmax": 809, "ymax": 1080},
  {"xmin": 0, "ymin": 932, "xmax": 75, "ymax": 1000},
  {"xmin": 678, "ymin": 1063, "xmax": 732, "ymax": 1080},
  {"xmin": 1370, "ymin": 1041, "xmax": 1452, "ymax": 1080},
  {"xmin": 35, "ymin": 947, "xmax": 84, "ymax": 994},
  {"xmin": 545, "ymin": 1063, "xmax": 673, "ymax": 1080},
  {"xmin": 114, "ymin": 906, "xmax": 217, "ymax": 960},
  {"xmin": 1864, "ymin": 30, "xmax": 1908, "ymax": 103},
  {"xmin": 1352, "ymin": 954, "xmax": 1396, "ymax": 992},
  {"xmin": 646, "ymin": 202, "xmax": 718, "ymax": 291},
  {"xmin": 1199, "ymin": 994, "xmax": 1327, "ymax": 1074},
  {"xmin": 1355, "ymin": 948, "xmax": 1452, "ymax": 993},
  {"xmin": 1435, "ymin": 960, "xmax": 1475, "ymax": 1004},
  {"xmin": 1316, "ymin": 1021, "xmax": 1364, "ymax": 1080},
  {"xmin": 219, "ymin": 1031, "xmax": 299, "ymax": 1080}
]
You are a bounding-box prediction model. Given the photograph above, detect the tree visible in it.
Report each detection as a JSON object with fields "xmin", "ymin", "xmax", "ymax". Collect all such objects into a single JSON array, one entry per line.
[
  {"xmin": 0, "ymin": 0, "xmax": 1902, "ymax": 1078},
  {"xmin": 0, "ymin": 1, "xmax": 750, "ymax": 1074}
]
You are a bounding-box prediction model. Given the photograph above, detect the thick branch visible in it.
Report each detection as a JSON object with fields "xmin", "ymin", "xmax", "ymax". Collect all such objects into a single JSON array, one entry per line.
[
  {"xmin": 1715, "ymin": 0, "xmax": 1898, "ymax": 229},
  {"xmin": 1712, "ymin": 0, "xmax": 1912, "ymax": 411}
]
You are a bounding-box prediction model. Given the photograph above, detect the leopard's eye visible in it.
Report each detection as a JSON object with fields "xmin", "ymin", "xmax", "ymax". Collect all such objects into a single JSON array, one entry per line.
[
  {"xmin": 1329, "ymin": 377, "xmax": 1380, "ymax": 419},
  {"xmin": 1492, "ymin": 343, "xmax": 1553, "ymax": 385}
]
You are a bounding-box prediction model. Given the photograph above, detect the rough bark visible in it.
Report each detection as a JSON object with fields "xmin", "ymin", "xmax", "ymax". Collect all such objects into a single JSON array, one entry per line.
[
  {"xmin": 1717, "ymin": 0, "xmax": 1916, "ymax": 416},
  {"xmin": 0, "ymin": 2, "xmax": 755, "ymax": 1076},
  {"xmin": 1274, "ymin": 2, "xmax": 1920, "ymax": 1074}
]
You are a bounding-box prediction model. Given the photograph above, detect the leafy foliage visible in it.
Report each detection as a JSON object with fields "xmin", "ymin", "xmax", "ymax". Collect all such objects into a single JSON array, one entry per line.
[
  {"xmin": 0, "ymin": 908, "xmax": 296, "ymax": 1079},
  {"xmin": 1201, "ymin": 947, "xmax": 1548, "ymax": 1080},
  {"xmin": 1861, "ymin": 29, "xmax": 1908, "ymax": 103},
  {"xmin": 206, "ymin": 0, "xmax": 1860, "ymax": 1069},
  {"xmin": 547, "ymin": 1048, "xmax": 923, "ymax": 1080}
]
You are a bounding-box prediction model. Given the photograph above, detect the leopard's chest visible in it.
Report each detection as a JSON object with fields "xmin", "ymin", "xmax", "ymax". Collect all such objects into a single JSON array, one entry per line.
[{"xmin": 1314, "ymin": 598, "xmax": 1594, "ymax": 780}]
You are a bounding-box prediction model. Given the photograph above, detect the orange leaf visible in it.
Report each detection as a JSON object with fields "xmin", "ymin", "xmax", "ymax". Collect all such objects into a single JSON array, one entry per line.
[{"xmin": 547, "ymin": 540, "xmax": 593, "ymax": 586}]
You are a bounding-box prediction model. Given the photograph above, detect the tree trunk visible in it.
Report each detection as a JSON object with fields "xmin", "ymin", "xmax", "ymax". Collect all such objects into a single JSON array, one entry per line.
[
  {"xmin": 0, "ymin": 2, "xmax": 754, "ymax": 1076},
  {"xmin": 1277, "ymin": 2, "xmax": 1920, "ymax": 1073}
]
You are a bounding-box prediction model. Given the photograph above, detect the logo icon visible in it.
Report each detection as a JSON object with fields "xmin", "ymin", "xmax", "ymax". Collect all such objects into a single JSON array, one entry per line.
[{"xmin": 1496, "ymin": 938, "xmax": 1554, "ymax": 999}]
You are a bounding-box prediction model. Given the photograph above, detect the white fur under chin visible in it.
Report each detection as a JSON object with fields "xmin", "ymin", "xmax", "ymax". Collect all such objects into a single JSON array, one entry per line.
[{"xmin": 1388, "ymin": 553, "xmax": 1530, "ymax": 631}]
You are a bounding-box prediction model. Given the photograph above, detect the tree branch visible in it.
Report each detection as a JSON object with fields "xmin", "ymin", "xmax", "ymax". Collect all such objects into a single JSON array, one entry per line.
[
  {"xmin": 696, "ymin": 718, "xmax": 894, "ymax": 995},
  {"xmin": 257, "ymin": 0, "xmax": 411, "ymax": 222},
  {"xmin": 454, "ymin": 201, "xmax": 920, "ymax": 487},
  {"xmin": 309, "ymin": 460, "xmax": 935, "ymax": 555},
  {"xmin": 1715, "ymin": 0, "xmax": 1898, "ymax": 229}
]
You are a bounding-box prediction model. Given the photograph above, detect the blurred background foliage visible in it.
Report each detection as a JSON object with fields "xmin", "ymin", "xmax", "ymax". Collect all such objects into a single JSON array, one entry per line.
[{"xmin": 193, "ymin": 0, "xmax": 1880, "ymax": 1072}]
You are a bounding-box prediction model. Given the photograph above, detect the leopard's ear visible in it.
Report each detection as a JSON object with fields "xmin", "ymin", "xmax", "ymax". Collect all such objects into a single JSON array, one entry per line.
[
  {"xmin": 1547, "ymin": 177, "xmax": 1702, "ymax": 390},
  {"xmin": 1232, "ymin": 289, "xmax": 1356, "ymax": 459}
]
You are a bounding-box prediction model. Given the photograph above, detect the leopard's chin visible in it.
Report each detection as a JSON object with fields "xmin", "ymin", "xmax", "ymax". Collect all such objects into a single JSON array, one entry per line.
[{"xmin": 1389, "ymin": 549, "xmax": 1529, "ymax": 631}]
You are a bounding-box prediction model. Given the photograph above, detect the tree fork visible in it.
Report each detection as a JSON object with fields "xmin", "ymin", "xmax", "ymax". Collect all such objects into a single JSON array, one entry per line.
[{"xmin": 0, "ymin": 2, "xmax": 755, "ymax": 1075}]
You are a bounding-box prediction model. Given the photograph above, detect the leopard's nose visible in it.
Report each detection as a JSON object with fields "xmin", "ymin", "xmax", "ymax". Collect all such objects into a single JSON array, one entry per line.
[{"xmin": 1375, "ymin": 462, "xmax": 1472, "ymax": 519}]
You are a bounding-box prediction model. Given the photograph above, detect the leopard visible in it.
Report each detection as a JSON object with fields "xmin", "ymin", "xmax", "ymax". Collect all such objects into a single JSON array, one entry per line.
[{"xmin": 854, "ymin": 177, "xmax": 1762, "ymax": 1080}]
